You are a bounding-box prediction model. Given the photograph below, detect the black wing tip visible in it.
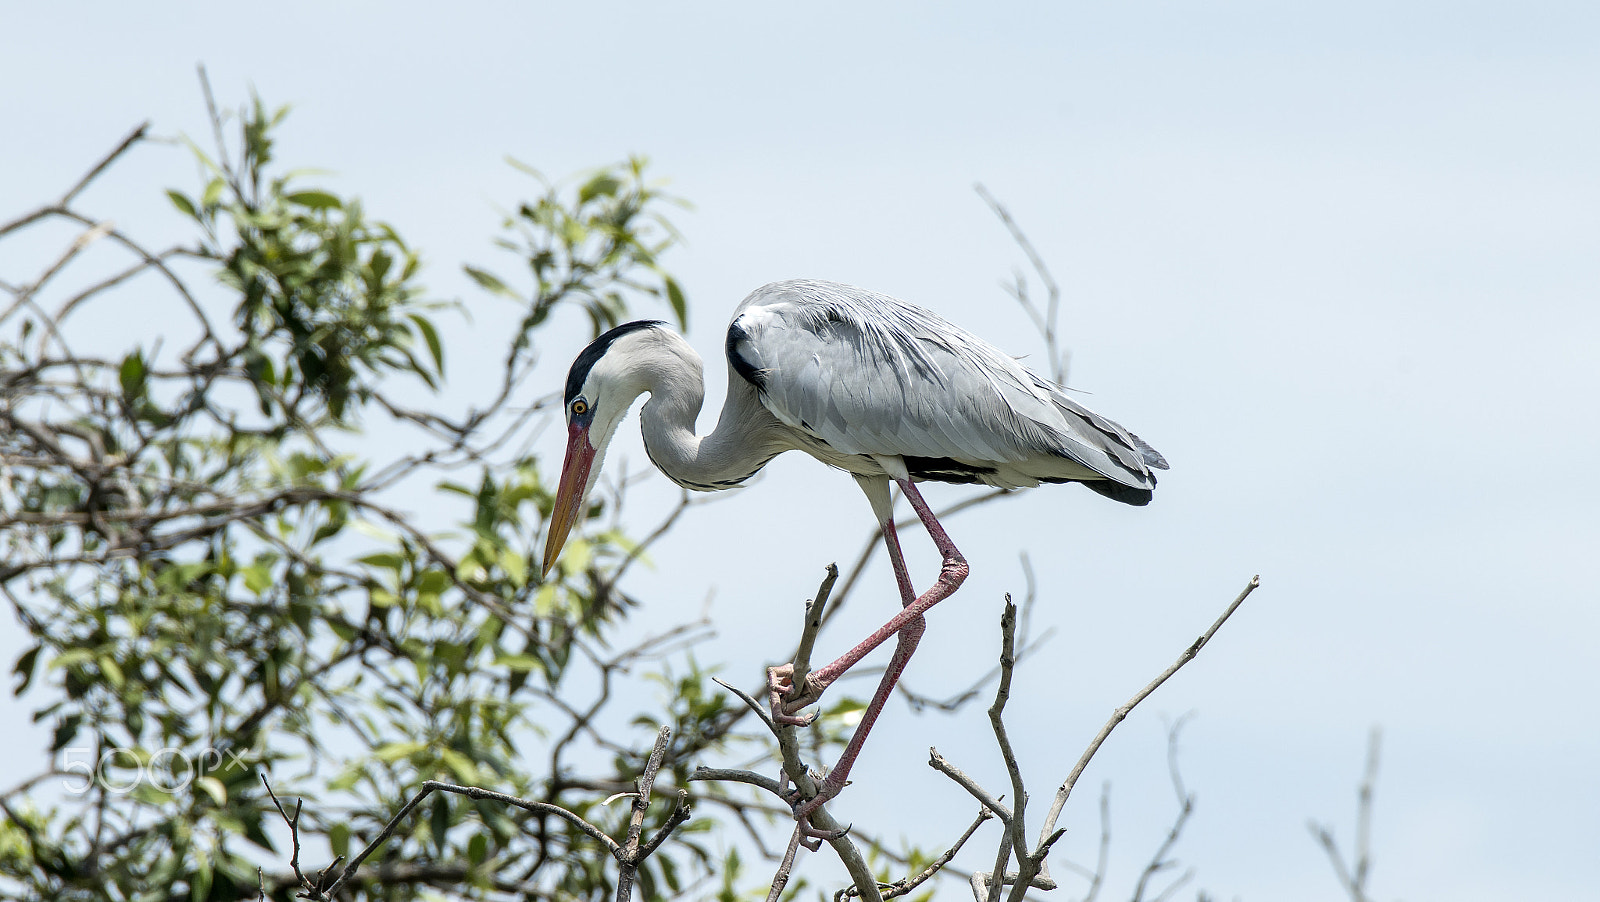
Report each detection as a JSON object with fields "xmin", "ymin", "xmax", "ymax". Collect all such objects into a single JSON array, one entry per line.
[
  {"xmin": 1125, "ymin": 431, "xmax": 1169, "ymax": 471},
  {"xmin": 1083, "ymin": 478, "xmax": 1155, "ymax": 506}
]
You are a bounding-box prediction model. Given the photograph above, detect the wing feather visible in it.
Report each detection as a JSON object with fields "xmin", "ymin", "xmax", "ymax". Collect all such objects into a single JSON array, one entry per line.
[{"xmin": 726, "ymin": 280, "xmax": 1162, "ymax": 491}]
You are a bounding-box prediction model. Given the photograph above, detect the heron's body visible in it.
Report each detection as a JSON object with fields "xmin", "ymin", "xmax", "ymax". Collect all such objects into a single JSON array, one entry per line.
[
  {"xmin": 544, "ymin": 279, "xmax": 1166, "ymax": 831},
  {"xmin": 569, "ymin": 280, "xmax": 1164, "ymax": 502}
]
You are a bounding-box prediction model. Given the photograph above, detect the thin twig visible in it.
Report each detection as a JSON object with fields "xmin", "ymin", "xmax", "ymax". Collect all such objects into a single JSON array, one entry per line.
[
  {"xmin": 988, "ymin": 597, "xmax": 1032, "ymax": 887},
  {"xmin": 975, "ymin": 183, "xmax": 1067, "ymax": 383},
  {"xmin": 1130, "ymin": 719, "xmax": 1197, "ymax": 902},
  {"xmin": 928, "ymin": 748, "xmax": 1013, "ymax": 822},
  {"xmin": 262, "ymin": 776, "xmax": 336, "ymax": 897},
  {"xmin": 616, "ymin": 725, "xmax": 673, "ymax": 902},
  {"xmin": 713, "ymin": 677, "xmax": 780, "ymax": 737},
  {"xmin": 63, "ymin": 122, "xmax": 150, "ymax": 205},
  {"xmin": 791, "ymin": 563, "xmax": 840, "ymax": 682},
  {"xmin": 322, "ymin": 780, "xmax": 621, "ymax": 899},
  {"xmin": 898, "ymin": 565, "xmax": 1054, "ymax": 714},
  {"xmin": 1309, "ymin": 727, "xmax": 1382, "ymax": 902},
  {"xmin": 688, "ymin": 766, "xmax": 787, "ymax": 798},
  {"xmin": 835, "ymin": 808, "xmax": 994, "ymax": 902},
  {"xmin": 1036, "ymin": 575, "xmax": 1260, "ymax": 849}
]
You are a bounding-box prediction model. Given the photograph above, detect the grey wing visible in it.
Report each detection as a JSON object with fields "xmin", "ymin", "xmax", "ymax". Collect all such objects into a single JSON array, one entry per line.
[{"xmin": 725, "ymin": 280, "xmax": 1166, "ymax": 492}]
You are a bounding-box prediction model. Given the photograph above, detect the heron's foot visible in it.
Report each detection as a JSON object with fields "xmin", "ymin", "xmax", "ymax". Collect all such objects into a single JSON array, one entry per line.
[
  {"xmin": 790, "ymin": 774, "xmax": 851, "ymax": 840},
  {"xmin": 766, "ymin": 664, "xmax": 824, "ymax": 726}
]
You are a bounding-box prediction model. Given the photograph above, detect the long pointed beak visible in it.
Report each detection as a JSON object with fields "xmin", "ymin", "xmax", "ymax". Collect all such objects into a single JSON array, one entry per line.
[{"xmin": 542, "ymin": 424, "xmax": 596, "ymax": 579}]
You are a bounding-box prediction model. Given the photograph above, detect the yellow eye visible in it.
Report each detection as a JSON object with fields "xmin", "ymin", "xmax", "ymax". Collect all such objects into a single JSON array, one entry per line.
[{"xmin": 571, "ymin": 400, "xmax": 588, "ymax": 416}]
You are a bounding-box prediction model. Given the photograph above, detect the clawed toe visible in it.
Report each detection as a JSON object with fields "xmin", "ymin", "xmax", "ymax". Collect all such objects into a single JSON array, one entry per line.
[
  {"xmin": 791, "ymin": 791, "xmax": 851, "ymax": 842},
  {"xmin": 771, "ymin": 708, "xmax": 817, "ymax": 727},
  {"xmin": 798, "ymin": 820, "xmax": 851, "ymax": 843},
  {"xmin": 766, "ymin": 664, "xmax": 824, "ymax": 726}
]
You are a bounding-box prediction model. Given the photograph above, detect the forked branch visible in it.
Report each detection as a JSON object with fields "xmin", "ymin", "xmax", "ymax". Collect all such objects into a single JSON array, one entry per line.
[
  {"xmin": 927, "ymin": 575, "xmax": 1260, "ymax": 902},
  {"xmin": 266, "ymin": 726, "xmax": 690, "ymax": 902}
]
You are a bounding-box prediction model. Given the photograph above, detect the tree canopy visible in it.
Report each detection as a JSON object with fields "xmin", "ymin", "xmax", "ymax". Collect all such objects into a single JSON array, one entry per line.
[{"xmin": 0, "ymin": 90, "xmax": 760, "ymax": 901}]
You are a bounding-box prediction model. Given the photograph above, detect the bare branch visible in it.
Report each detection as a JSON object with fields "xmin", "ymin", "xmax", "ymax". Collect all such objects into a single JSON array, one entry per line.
[
  {"xmin": 770, "ymin": 725, "xmax": 882, "ymax": 902},
  {"xmin": 988, "ymin": 597, "xmax": 1031, "ymax": 873},
  {"xmin": 616, "ymin": 725, "xmax": 677, "ymax": 902},
  {"xmin": 929, "ymin": 748, "xmax": 1013, "ymax": 822},
  {"xmin": 262, "ymin": 776, "xmax": 337, "ymax": 898},
  {"xmin": 975, "ymin": 183, "xmax": 1066, "ymax": 383},
  {"xmin": 1037, "ymin": 575, "xmax": 1260, "ymax": 849},
  {"xmin": 1310, "ymin": 727, "xmax": 1382, "ymax": 902},
  {"xmin": 1130, "ymin": 719, "xmax": 1197, "ymax": 902},
  {"xmin": 835, "ymin": 809, "xmax": 994, "ymax": 902},
  {"xmin": 791, "ymin": 563, "xmax": 840, "ymax": 690},
  {"xmin": 63, "ymin": 122, "xmax": 151, "ymax": 205},
  {"xmin": 689, "ymin": 766, "xmax": 787, "ymax": 798},
  {"xmin": 712, "ymin": 676, "xmax": 780, "ymax": 737},
  {"xmin": 898, "ymin": 564, "xmax": 1054, "ymax": 714},
  {"xmin": 320, "ymin": 780, "xmax": 622, "ymax": 899}
]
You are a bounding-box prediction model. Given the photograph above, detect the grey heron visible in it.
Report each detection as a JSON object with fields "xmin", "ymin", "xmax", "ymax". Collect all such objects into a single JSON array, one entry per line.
[{"xmin": 541, "ymin": 279, "xmax": 1166, "ymax": 826}]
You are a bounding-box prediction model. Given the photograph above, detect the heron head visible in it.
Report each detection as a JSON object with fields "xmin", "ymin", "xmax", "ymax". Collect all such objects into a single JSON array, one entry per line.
[{"xmin": 542, "ymin": 320, "xmax": 668, "ymax": 579}]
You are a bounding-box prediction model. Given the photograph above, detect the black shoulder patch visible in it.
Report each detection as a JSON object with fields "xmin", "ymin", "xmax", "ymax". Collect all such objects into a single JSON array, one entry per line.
[
  {"xmin": 725, "ymin": 318, "xmax": 767, "ymax": 389},
  {"xmin": 565, "ymin": 320, "xmax": 665, "ymax": 404}
]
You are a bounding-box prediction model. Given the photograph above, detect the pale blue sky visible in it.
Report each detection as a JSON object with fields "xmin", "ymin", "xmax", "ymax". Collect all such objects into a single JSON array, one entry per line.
[{"xmin": 3, "ymin": 3, "xmax": 1597, "ymax": 899}]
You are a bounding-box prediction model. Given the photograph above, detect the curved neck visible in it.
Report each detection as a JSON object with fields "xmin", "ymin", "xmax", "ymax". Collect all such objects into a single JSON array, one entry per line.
[{"xmin": 635, "ymin": 342, "xmax": 789, "ymax": 492}]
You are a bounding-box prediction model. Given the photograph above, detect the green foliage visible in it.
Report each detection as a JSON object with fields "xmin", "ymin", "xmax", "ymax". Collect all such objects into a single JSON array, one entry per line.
[
  {"xmin": 470, "ymin": 155, "xmax": 690, "ymax": 357},
  {"xmin": 0, "ymin": 92, "xmax": 783, "ymax": 902},
  {"xmin": 169, "ymin": 95, "xmax": 443, "ymax": 424}
]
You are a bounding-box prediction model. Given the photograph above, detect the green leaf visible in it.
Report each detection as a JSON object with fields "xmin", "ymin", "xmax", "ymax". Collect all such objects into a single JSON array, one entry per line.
[
  {"xmin": 430, "ymin": 795, "xmax": 451, "ymax": 854},
  {"xmin": 329, "ymin": 822, "xmax": 351, "ymax": 859},
  {"xmin": 358, "ymin": 552, "xmax": 405, "ymax": 572},
  {"xmin": 119, "ymin": 350, "xmax": 147, "ymax": 401},
  {"xmin": 97, "ymin": 655, "xmax": 125, "ymax": 688},
  {"xmin": 11, "ymin": 645, "xmax": 41, "ymax": 694},
  {"xmin": 48, "ymin": 649, "xmax": 94, "ymax": 671},
  {"xmin": 329, "ymin": 765, "xmax": 365, "ymax": 793},
  {"xmin": 499, "ymin": 549, "xmax": 527, "ymax": 588},
  {"xmin": 201, "ymin": 176, "xmax": 225, "ymax": 209},
  {"xmin": 196, "ymin": 775, "xmax": 227, "ymax": 806},
  {"xmin": 191, "ymin": 849, "xmax": 213, "ymax": 902},
  {"xmin": 409, "ymin": 313, "xmax": 444, "ymax": 374},
  {"xmin": 165, "ymin": 190, "xmax": 197, "ymax": 219},
  {"xmin": 241, "ymin": 563, "xmax": 274, "ymax": 595},
  {"xmin": 374, "ymin": 740, "xmax": 426, "ymax": 763},
  {"xmin": 824, "ymin": 696, "xmax": 867, "ymax": 727},
  {"xmin": 492, "ymin": 653, "xmax": 543, "ymax": 673},
  {"xmin": 286, "ymin": 190, "xmax": 342, "ymax": 210},
  {"xmin": 664, "ymin": 275, "xmax": 688, "ymax": 330},
  {"xmin": 463, "ymin": 265, "xmax": 517, "ymax": 298},
  {"xmin": 440, "ymin": 748, "xmax": 480, "ymax": 784},
  {"xmin": 578, "ymin": 172, "xmax": 622, "ymax": 204}
]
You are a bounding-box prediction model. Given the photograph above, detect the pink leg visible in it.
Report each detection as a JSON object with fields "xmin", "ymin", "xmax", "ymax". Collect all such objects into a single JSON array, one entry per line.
[
  {"xmin": 880, "ymin": 515, "xmax": 918, "ymax": 608},
  {"xmin": 784, "ymin": 480, "xmax": 966, "ymax": 706},
  {"xmin": 788, "ymin": 479, "xmax": 968, "ymax": 822},
  {"xmin": 767, "ymin": 512, "xmax": 916, "ymax": 727}
]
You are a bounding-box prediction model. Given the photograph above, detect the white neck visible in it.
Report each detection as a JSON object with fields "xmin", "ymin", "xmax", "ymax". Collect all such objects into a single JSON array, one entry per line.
[{"xmin": 612, "ymin": 330, "xmax": 792, "ymax": 491}]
